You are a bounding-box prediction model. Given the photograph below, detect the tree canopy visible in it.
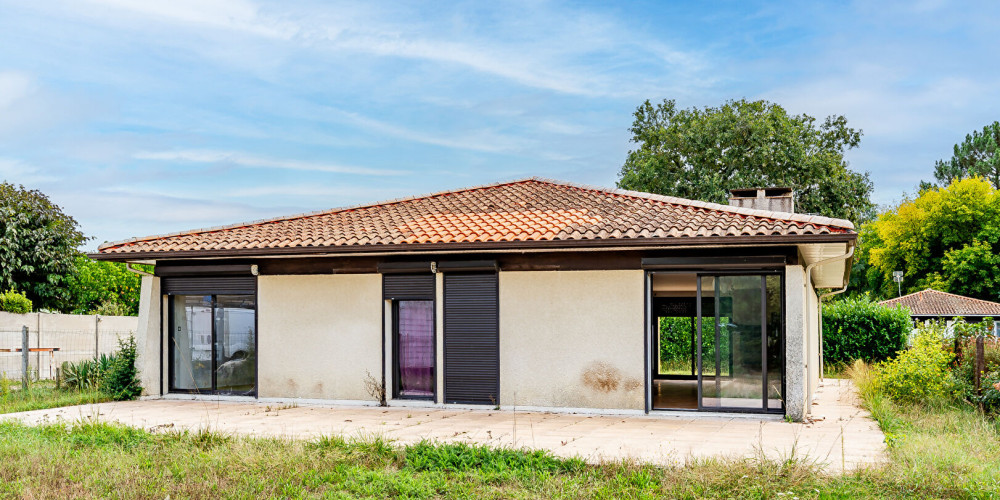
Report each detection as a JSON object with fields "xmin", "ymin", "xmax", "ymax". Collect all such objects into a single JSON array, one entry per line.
[
  {"xmin": 0, "ymin": 182, "xmax": 87, "ymax": 310},
  {"xmin": 930, "ymin": 121, "xmax": 1000, "ymax": 189},
  {"xmin": 617, "ymin": 99, "xmax": 875, "ymax": 224},
  {"xmin": 862, "ymin": 177, "xmax": 1000, "ymax": 301},
  {"xmin": 63, "ymin": 256, "xmax": 142, "ymax": 315}
]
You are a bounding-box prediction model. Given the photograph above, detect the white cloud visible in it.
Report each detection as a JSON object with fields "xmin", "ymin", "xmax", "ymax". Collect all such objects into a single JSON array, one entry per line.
[
  {"xmin": 85, "ymin": 0, "xmax": 297, "ymax": 39},
  {"xmin": 0, "ymin": 71, "xmax": 34, "ymax": 109},
  {"xmin": 0, "ymin": 158, "xmax": 57, "ymax": 185},
  {"xmin": 133, "ymin": 149, "xmax": 406, "ymax": 176},
  {"xmin": 69, "ymin": 0, "xmax": 705, "ymax": 98}
]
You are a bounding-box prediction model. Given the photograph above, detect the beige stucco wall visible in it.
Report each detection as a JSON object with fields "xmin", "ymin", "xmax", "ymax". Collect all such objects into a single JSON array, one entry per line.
[
  {"xmin": 499, "ymin": 270, "xmax": 645, "ymax": 410},
  {"xmin": 257, "ymin": 274, "xmax": 382, "ymax": 401},
  {"xmin": 134, "ymin": 275, "xmax": 162, "ymax": 396}
]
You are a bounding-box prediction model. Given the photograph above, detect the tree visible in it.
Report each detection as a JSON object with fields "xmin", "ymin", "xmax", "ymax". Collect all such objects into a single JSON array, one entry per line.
[
  {"xmin": 63, "ymin": 256, "xmax": 142, "ymax": 316},
  {"xmin": 931, "ymin": 121, "xmax": 1000, "ymax": 189},
  {"xmin": 617, "ymin": 99, "xmax": 875, "ymax": 224},
  {"xmin": 864, "ymin": 177, "xmax": 1000, "ymax": 301},
  {"xmin": 0, "ymin": 183, "xmax": 86, "ymax": 310}
]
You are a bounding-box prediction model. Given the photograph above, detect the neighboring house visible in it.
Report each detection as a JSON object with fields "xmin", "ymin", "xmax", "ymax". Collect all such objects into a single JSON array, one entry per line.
[
  {"xmin": 879, "ymin": 289, "xmax": 1000, "ymax": 334},
  {"xmin": 91, "ymin": 178, "xmax": 856, "ymax": 421}
]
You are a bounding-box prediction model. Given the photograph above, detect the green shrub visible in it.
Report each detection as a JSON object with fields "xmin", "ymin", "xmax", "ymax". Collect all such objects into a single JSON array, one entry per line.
[
  {"xmin": 873, "ymin": 321, "xmax": 956, "ymax": 405},
  {"xmin": 822, "ymin": 296, "xmax": 912, "ymax": 364},
  {"xmin": 103, "ymin": 335, "xmax": 141, "ymax": 400},
  {"xmin": 61, "ymin": 358, "xmax": 104, "ymax": 390},
  {"xmin": 0, "ymin": 289, "xmax": 32, "ymax": 314}
]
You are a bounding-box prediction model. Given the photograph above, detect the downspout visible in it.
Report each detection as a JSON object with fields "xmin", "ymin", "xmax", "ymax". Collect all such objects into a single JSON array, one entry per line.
[{"xmin": 803, "ymin": 243, "xmax": 855, "ymax": 414}]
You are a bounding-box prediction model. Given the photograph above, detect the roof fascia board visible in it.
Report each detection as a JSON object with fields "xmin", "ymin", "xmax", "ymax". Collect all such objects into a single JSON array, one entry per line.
[{"xmin": 89, "ymin": 233, "xmax": 856, "ymax": 262}]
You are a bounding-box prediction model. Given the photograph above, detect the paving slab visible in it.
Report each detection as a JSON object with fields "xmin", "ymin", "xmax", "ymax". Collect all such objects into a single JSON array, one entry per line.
[{"xmin": 1, "ymin": 378, "xmax": 884, "ymax": 472}]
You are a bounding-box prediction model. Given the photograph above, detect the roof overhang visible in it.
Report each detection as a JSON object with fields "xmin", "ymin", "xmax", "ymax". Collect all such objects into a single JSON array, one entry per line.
[
  {"xmin": 798, "ymin": 241, "xmax": 854, "ymax": 289},
  {"xmin": 92, "ymin": 233, "xmax": 856, "ymax": 264}
]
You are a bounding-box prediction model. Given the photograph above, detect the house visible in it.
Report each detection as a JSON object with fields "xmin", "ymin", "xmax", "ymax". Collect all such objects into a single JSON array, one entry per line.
[
  {"xmin": 91, "ymin": 178, "xmax": 856, "ymax": 420},
  {"xmin": 879, "ymin": 289, "xmax": 1000, "ymax": 334}
]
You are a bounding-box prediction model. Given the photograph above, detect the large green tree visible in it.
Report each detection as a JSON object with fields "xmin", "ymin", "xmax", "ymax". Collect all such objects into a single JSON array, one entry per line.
[
  {"xmin": 931, "ymin": 121, "xmax": 1000, "ymax": 189},
  {"xmin": 617, "ymin": 99, "xmax": 875, "ymax": 224},
  {"xmin": 0, "ymin": 182, "xmax": 87, "ymax": 310},
  {"xmin": 63, "ymin": 256, "xmax": 142, "ymax": 316},
  {"xmin": 863, "ymin": 177, "xmax": 1000, "ymax": 301}
]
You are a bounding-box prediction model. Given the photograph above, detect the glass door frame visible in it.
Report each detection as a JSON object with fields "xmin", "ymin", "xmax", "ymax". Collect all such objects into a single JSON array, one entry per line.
[
  {"xmin": 166, "ymin": 292, "xmax": 258, "ymax": 397},
  {"xmin": 696, "ymin": 271, "xmax": 784, "ymax": 414}
]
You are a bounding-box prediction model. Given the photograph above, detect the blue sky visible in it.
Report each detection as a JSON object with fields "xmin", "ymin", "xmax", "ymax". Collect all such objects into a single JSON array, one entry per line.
[{"xmin": 1, "ymin": 1, "xmax": 998, "ymax": 250}]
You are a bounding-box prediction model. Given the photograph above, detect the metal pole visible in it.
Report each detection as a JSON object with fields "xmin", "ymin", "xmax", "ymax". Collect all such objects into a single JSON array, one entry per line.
[
  {"xmin": 95, "ymin": 315, "xmax": 100, "ymax": 359},
  {"xmin": 21, "ymin": 325, "xmax": 28, "ymax": 390}
]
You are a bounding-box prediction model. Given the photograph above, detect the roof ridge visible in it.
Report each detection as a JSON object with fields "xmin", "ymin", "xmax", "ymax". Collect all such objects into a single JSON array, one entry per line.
[
  {"xmin": 881, "ymin": 288, "xmax": 1000, "ymax": 307},
  {"xmin": 525, "ymin": 177, "xmax": 855, "ymax": 230}
]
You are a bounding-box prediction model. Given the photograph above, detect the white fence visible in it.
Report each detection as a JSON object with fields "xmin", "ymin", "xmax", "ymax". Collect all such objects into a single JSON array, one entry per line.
[{"xmin": 0, "ymin": 311, "xmax": 139, "ymax": 381}]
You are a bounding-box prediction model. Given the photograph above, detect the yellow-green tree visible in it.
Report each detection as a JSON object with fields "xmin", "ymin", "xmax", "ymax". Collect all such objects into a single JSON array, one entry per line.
[{"xmin": 864, "ymin": 177, "xmax": 1000, "ymax": 301}]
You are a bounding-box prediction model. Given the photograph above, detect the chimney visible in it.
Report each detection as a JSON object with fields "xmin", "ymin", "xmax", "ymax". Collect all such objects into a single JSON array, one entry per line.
[{"xmin": 728, "ymin": 187, "xmax": 795, "ymax": 213}]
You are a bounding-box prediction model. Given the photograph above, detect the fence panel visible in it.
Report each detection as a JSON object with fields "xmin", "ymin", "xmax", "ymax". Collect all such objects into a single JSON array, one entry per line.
[{"xmin": 0, "ymin": 327, "xmax": 133, "ymax": 381}]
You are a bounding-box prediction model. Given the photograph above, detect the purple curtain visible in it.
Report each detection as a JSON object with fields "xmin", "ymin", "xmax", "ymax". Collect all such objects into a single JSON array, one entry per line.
[{"xmin": 398, "ymin": 301, "xmax": 434, "ymax": 397}]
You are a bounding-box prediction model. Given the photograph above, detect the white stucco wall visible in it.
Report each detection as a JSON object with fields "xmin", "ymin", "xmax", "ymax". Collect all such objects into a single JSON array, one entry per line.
[
  {"xmin": 257, "ymin": 274, "xmax": 382, "ymax": 401},
  {"xmin": 498, "ymin": 270, "xmax": 645, "ymax": 410},
  {"xmin": 784, "ymin": 265, "xmax": 807, "ymax": 420}
]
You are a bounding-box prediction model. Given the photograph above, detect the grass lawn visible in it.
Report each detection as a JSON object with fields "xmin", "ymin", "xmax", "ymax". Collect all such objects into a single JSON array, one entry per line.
[
  {"xmin": 1, "ymin": 376, "xmax": 998, "ymax": 498},
  {"xmin": 0, "ymin": 380, "xmax": 110, "ymax": 414}
]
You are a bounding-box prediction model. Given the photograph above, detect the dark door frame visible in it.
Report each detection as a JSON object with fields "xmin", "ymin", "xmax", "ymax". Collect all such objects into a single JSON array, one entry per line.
[
  {"xmin": 645, "ymin": 269, "xmax": 784, "ymax": 415},
  {"xmin": 166, "ymin": 292, "xmax": 258, "ymax": 397},
  {"xmin": 391, "ymin": 298, "xmax": 437, "ymax": 401}
]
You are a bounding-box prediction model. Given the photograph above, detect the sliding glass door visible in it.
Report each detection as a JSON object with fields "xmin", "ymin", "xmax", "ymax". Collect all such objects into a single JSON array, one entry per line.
[
  {"xmin": 170, "ymin": 294, "xmax": 256, "ymax": 395},
  {"xmin": 697, "ymin": 274, "xmax": 782, "ymax": 412}
]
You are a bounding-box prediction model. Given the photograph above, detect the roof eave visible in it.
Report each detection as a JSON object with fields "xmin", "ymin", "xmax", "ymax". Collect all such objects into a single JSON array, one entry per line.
[{"xmin": 90, "ymin": 232, "xmax": 857, "ymax": 262}]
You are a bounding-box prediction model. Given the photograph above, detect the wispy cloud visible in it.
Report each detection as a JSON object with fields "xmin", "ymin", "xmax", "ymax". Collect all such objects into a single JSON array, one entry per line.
[
  {"xmin": 133, "ymin": 149, "xmax": 406, "ymax": 176},
  {"xmin": 0, "ymin": 157, "xmax": 57, "ymax": 185}
]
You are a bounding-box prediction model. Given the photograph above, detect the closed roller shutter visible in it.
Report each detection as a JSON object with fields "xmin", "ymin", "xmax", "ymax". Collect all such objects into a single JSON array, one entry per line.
[
  {"xmin": 444, "ymin": 272, "xmax": 499, "ymax": 404},
  {"xmin": 383, "ymin": 274, "xmax": 435, "ymax": 299},
  {"xmin": 162, "ymin": 276, "xmax": 256, "ymax": 295}
]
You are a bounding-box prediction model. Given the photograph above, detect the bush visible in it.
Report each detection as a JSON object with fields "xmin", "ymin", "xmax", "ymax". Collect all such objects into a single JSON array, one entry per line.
[
  {"xmin": 61, "ymin": 335, "xmax": 141, "ymax": 400},
  {"xmin": 822, "ymin": 296, "xmax": 912, "ymax": 364},
  {"xmin": 873, "ymin": 321, "xmax": 956, "ymax": 405},
  {"xmin": 0, "ymin": 289, "xmax": 32, "ymax": 313},
  {"xmin": 61, "ymin": 358, "xmax": 105, "ymax": 390},
  {"xmin": 103, "ymin": 335, "xmax": 141, "ymax": 400}
]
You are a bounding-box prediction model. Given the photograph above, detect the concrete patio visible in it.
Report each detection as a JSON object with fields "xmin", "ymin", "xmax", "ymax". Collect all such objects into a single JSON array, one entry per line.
[{"xmin": 2, "ymin": 378, "xmax": 885, "ymax": 472}]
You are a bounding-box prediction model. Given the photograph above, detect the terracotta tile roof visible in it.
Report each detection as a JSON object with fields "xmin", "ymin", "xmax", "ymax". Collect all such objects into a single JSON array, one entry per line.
[
  {"xmin": 96, "ymin": 177, "xmax": 855, "ymax": 257},
  {"xmin": 879, "ymin": 289, "xmax": 1000, "ymax": 317}
]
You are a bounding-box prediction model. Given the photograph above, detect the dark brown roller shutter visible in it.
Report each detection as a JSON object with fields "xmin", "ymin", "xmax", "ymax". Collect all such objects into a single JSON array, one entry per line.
[
  {"xmin": 444, "ymin": 272, "xmax": 499, "ymax": 404},
  {"xmin": 383, "ymin": 274, "xmax": 435, "ymax": 299},
  {"xmin": 161, "ymin": 276, "xmax": 256, "ymax": 295}
]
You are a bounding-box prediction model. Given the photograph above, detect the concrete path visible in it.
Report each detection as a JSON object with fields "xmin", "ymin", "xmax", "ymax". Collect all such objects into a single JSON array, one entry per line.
[{"xmin": 2, "ymin": 379, "xmax": 884, "ymax": 472}]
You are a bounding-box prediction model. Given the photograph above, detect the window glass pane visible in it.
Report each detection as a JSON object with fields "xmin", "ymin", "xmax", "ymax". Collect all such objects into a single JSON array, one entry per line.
[
  {"xmin": 171, "ymin": 295, "xmax": 212, "ymax": 391},
  {"xmin": 215, "ymin": 295, "xmax": 256, "ymax": 394},
  {"xmin": 397, "ymin": 300, "xmax": 434, "ymax": 397},
  {"xmin": 766, "ymin": 275, "xmax": 783, "ymax": 410},
  {"xmin": 700, "ymin": 275, "xmax": 765, "ymax": 410}
]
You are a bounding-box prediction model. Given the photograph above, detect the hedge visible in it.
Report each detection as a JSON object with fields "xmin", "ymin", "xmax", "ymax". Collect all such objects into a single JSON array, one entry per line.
[{"xmin": 822, "ymin": 296, "xmax": 911, "ymax": 365}]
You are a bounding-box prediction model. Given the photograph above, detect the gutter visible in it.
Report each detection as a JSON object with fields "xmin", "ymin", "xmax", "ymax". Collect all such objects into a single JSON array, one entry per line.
[
  {"xmin": 803, "ymin": 243, "xmax": 855, "ymax": 415},
  {"xmin": 125, "ymin": 262, "xmax": 154, "ymax": 277},
  {"xmin": 90, "ymin": 233, "xmax": 858, "ymax": 262}
]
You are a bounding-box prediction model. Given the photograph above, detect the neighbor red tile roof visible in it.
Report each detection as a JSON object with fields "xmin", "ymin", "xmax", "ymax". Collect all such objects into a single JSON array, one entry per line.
[
  {"xmin": 96, "ymin": 178, "xmax": 855, "ymax": 257},
  {"xmin": 879, "ymin": 289, "xmax": 1000, "ymax": 317}
]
